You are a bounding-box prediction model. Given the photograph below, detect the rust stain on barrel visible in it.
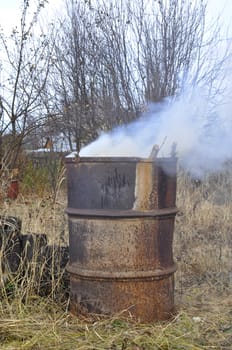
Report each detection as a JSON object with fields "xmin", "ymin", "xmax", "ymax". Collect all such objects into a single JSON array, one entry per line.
[{"xmin": 66, "ymin": 156, "xmax": 177, "ymax": 322}]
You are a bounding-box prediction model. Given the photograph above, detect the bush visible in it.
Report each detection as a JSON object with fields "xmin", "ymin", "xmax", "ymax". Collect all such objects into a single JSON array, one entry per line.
[{"xmin": 20, "ymin": 154, "xmax": 66, "ymax": 200}]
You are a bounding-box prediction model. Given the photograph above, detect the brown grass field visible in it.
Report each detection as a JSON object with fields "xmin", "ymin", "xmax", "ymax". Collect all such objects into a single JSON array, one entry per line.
[{"xmin": 0, "ymin": 165, "xmax": 231, "ymax": 349}]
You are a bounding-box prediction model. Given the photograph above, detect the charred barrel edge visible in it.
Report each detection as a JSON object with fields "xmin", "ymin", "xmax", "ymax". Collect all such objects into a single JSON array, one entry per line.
[{"xmin": 65, "ymin": 156, "xmax": 177, "ymax": 163}]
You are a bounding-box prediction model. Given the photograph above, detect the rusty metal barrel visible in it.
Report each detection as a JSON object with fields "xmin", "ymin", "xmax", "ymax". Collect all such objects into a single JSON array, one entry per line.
[{"xmin": 66, "ymin": 156, "xmax": 177, "ymax": 322}]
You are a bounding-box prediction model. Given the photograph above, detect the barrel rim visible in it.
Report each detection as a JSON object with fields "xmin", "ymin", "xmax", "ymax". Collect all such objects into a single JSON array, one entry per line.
[
  {"xmin": 66, "ymin": 207, "xmax": 178, "ymax": 218},
  {"xmin": 65, "ymin": 156, "xmax": 177, "ymax": 164}
]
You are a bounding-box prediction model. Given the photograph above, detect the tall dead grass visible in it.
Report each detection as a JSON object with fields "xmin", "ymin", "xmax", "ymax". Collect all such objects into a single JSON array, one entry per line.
[
  {"xmin": 0, "ymin": 165, "xmax": 231, "ymax": 349},
  {"xmin": 175, "ymin": 168, "xmax": 232, "ymax": 294}
]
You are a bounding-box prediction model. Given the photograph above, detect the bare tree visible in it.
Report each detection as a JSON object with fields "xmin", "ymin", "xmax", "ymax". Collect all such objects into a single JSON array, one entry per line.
[
  {"xmin": 0, "ymin": 0, "xmax": 56, "ymax": 168},
  {"xmin": 93, "ymin": 0, "xmax": 142, "ymax": 127},
  {"xmin": 47, "ymin": 0, "xmax": 102, "ymax": 152},
  {"xmin": 50, "ymin": 0, "xmax": 142, "ymax": 151},
  {"xmin": 48, "ymin": 0, "xmax": 230, "ymax": 151}
]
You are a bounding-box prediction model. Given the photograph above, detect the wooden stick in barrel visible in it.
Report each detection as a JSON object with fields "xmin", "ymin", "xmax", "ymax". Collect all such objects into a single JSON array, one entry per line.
[
  {"xmin": 149, "ymin": 144, "xmax": 160, "ymax": 159},
  {"xmin": 149, "ymin": 136, "xmax": 167, "ymax": 159}
]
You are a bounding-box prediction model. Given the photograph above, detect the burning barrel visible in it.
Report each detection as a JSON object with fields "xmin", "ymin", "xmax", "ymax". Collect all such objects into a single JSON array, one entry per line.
[{"xmin": 66, "ymin": 155, "xmax": 177, "ymax": 322}]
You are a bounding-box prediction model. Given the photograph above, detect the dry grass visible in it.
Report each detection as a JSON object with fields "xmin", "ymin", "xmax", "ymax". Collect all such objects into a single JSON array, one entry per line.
[
  {"xmin": 0, "ymin": 191, "xmax": 68, "ymax": 245},
  {"xmin": 0, "ymin": 167, "xmax": 232, "ymax": 349},
  {"xmin": 0, "ymin": 294, "xmax": 231, "ymax": 349}
]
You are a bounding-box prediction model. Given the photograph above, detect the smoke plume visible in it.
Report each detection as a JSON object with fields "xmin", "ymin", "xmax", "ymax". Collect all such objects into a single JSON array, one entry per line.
[{"xmin": 80, "ymin": 86, "xmax": 232, "ymax": 177}]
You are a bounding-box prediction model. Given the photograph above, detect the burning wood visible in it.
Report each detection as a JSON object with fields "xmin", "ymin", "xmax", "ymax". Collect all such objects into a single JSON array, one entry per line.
[
  {"xmin": 149, "ymin": 144, "xmax": 160, "ymax": 159},
  {"xmin": 171, "ymin": 142, "xmax": 177, "ymax": 157},
  {"xmin": 149, "ymin": 137, "xmax": 168, "ymax": 159}
]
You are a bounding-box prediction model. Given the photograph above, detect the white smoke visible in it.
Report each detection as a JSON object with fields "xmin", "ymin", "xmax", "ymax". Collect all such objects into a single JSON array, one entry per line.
[{"xmin": 80, "ymin": 85, "xmax": 232, "ymax": 177}]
